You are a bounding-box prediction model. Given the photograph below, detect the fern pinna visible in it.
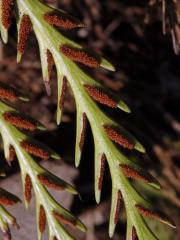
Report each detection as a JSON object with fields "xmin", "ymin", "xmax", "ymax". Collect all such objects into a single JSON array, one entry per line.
[
  {"xmin": 0, "ymin": 188, "xmax": 20, "ymax": 240},
  {"xmin": 0, "ymin": 1, "xmax": 176, "ymax": 240},
  {"xmin": 0, "ymin": 82, "xmax": 85, "ymax": 240}
]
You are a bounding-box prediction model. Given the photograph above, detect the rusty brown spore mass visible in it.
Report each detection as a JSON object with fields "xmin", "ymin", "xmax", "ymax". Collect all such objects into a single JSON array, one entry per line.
[
  {"xmin": 18, "ymin": 15, "xmax": 32, "ymax": 54},
  {"xmin": 60, "ymin": 45, "xmax": 100, "ymax": 68},
  {"xmin": 1, "ymin": 0, "xmax": 14, "ymax": 29}
]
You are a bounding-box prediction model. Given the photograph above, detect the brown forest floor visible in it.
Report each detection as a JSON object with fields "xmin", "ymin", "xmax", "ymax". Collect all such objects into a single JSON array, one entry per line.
[{"xmin": 0, "ymin": 0, "xmax": 180, "ymax": 239}]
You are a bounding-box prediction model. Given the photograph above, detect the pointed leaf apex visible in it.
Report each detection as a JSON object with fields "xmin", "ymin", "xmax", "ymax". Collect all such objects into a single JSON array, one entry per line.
[
  {"xmin": 19, "ymin": 96, "xmax": 29, "ymax": 102},
  {"xmin": 149, "ymin": 181, "xmax": 161, "ymax": 190},
  {"xmin": 100, "ymin": 58, "xmax": 116, "ymax": 72},
  {"xmin": 136, "ymin": 204, "xmax": 176, "ymax": 229},
  {"xmin": 117, "ymin": 100, "xmax": 131, "ymax": 113},
  {"xmin": 0, "ymin": 171, "xmax": 6, "ymax": 177},
  {"xmin": 134, "ymin": 141, "xmax": 146, "ymax": 153},
  {"xmin": 56, "ymin": 117, "xmax": 61, "ymax": 126},
  {"xmin": 65, "ymin": 182, "xmax": 79, "ymax": 195},
  {"xmin": 50, "ymin": 152, "xmax": 61, "ymax": 160},
  {"xmin": 1, "ymin": 31, "xmax": 8, "ymax": 44},
  {"xmin": 75, "ymin": 159, "xmax": 81, "ymax": 168},
  {"xmin": 17, "ymin": 51, "xmax": 22, "ymax": 63},
  {"xmin": 109, "ymin": 225, "xmax": 115, "ymax": 239},
  {"xmin": 70, "ymin": 188, "xmax": 79, "ymax": 195},
  {"xmin": 79, "ymin": 222, "xmax": 87, "ymax": 233},
  {"xmin": 95, "ymin": 190, "xmax": 101, "ymax": 204},
  {"xmin": 120, "ymin": 164, "xmax": 161, "ymax": 190},
  {"xmin": 37, "ymin": 124, "xmax": 46, "ymax": 131}
]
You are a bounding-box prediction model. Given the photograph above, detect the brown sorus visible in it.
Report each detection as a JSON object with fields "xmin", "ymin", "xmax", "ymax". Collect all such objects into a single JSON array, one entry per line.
[
  {"xmin": 8, "ymin": 146, "xmax": 15, "ymax": 161},
  {"xmin": 45, "ymin": 49, "xmax": 54, "ymax": 96},
  {"xmin": 0, "ymin": 195, "xmax": 17, "ymax": 206},
  {"xmin": 39, "ymin": 205, "xmax": 46, "ymax": 233},
  {"xmin": 0, "ymin": 86, "xmax": 18, "ymax": 101},
  {"xmin": 120, "ymin": 164, "xmax": 151, "ymax": 184},
  {"xmin": 20, "ymin": 141, "xmax": 49, "ymax": 160},
  {"xmin": 44, "ymin": 12, "xmax": 85, "ymax": 29},
  {"xmin": 3, "ymin": 112, "xmax": 37, "ymax": 131},
  {"xmin": 7, "ymin": 146, "xmax": 16, "ymax": 165},
  {"xmin": 104, "ymin": 126, "xmax": 135, "ymax": 150},
  {"xmin": 0, "ymin": 189, "xmax": 19, "ymax": 206},
  {"xmin": 24, "ymin": 174, "xmax": 32, "ymax": 203},
  {"xmin": 79, "ymin": 113, "xmax": 87, "ymax": 151},
  {"xmin": 38, "ymin": 174, "xmax": 65, "ymax": 191},
  {"xmin": 98, "ymin": 154, "xmax": 106, "ymax": 190},
  {"xmin": 60, "ymin": 45, "xmax": 100, "ymax": 68},
  {"xmin": 47, "ymin": 50, "xmax": 54, "ymax": 77},
  {"xmin": 53, "ymin": 211, "xmax": 76, "ymax": 228},
  {"xmin": 84, "ymin": 85, "xmax": 117, "ymax": 108},
  {"xmin": 114, "ymin": 191, "xmax": 122, "ymax": 224},
  {"xmin": 132, "ymin": 226, "xmax": 138, "ymax": 240},
  {"xmin": 135, "ymin": 204, "xmax": 171, "ymax": 225},
  {"xmin": 1, "ymin": 0, "xmax": 14, "ymax": 29},
  {"xmin": 59, "ymin": 77, "xmax": 67, "ymax": 109},
  {"xmin": 18, "ymin": 15, "xmax": 32, "ymax": 54}
]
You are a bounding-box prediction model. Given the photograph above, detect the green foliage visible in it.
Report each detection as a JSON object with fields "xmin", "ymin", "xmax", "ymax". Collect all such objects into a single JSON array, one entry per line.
[
  {"xmin": 0, "ymin": 188, "xmax": 20, "ymax": 240},
  {"xmin": 0, "ymin": 0, "xmax": 177, "ymax": 240},
  {"xmin": 0, "ymin": 84, "xmax": 85, "ymax": 240}
]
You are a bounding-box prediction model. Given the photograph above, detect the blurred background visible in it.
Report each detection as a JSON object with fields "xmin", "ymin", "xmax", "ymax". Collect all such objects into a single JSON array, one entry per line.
[{"xmin": 0, "ymin": 0, "xmax": 179, "ymax": 239}]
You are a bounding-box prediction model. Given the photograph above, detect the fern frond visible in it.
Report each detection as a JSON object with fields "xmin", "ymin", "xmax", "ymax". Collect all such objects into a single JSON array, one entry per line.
[
  {"xmin": 0, "ymin": 83, "xmax": 86, "ymax": 240},
  {"xmin": 150, "ymin": 0, "xmax": 180, "ymax": 54},
  {"xmin": 0, "ymin": 188, "xmax": 20, "ymax": 240},
  {"xmin": 0, "ymin": 1, "xmax": 176, "ymax": 239}
]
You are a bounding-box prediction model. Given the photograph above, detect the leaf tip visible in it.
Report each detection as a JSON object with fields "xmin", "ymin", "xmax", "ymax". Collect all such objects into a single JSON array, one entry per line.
[
  {"xmin": 134, "ymin": 142, "xmax": 146, "ymax": 153},
  {"xmin": 117, "ymin": 100, "xmax": 131, "ymax": 113}
]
